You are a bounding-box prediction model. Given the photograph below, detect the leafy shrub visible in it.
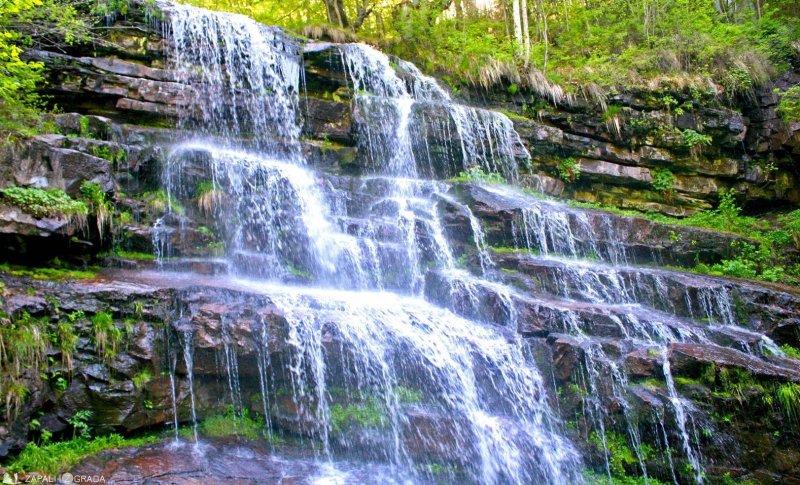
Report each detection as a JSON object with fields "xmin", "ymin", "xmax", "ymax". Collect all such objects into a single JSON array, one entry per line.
[
  {"xmin": 0, "ymin": 186, "xmax": 87, "ymax": 219},
  {"xmin": 776, "ymin": 84, "xmax": 800, "ymax": 123}
]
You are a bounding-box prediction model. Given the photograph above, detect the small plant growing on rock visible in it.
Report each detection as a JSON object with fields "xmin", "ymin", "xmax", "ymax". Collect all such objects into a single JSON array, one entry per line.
[
  {"xmin": 54, "ymin": 310, "xmax": 82, "ymax": 371},
  {"xmin": 68, "ymin": 410, "xmax": 93, "ymax": 439},
  {"xmin": 780, "ymin": 344, "xmax": 800, "ymax": 359},
  {"xmin": 451, "ymin": 166, "xmax": 505, "ymax": 184},
  {"xmin": 132, "ymin": 369, "xmax": 152, "ymax": 390},
  {"xmin": 776, "ymin": 84, "xmax": 800, "ymax": 123},
  {"xmin": 651, "ymin": 168, "xmax": 675, "ymax": 199},
  {"xmin": 80, "ymin": 181, "xmax": 113, "ymax": 240},
  {"xmin": 681, "ymin": 129, "xmax": 712, "ymax": 157},
  {"xmin": 0, "ymin": 186, "xmax": 87, "ymax": 222},
  {"xmin": 91, "ymin": 311, "xmax": 121, "ymax": 362},
  {"xmin": 556, "ymin": 157, "xmax": 580, "ymax": 182},
  {"xmin": 79, "ymin": 116, "xmax": 91, "ymax": 138},
  {"xmin": 774, "ymin": 383, "xmax": 800, "ymax": 425},
  {"xmin": 194, "ymin": 180, "xmax": 224, "ymax": 215}
]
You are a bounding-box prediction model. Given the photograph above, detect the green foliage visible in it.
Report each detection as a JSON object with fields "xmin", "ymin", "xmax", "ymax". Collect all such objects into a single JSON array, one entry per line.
[
  {"xmin": 141, "ymin": 190, "xmax": 183, "ymax": 216},
  {"xmin": 0, "ymin": 0, "xmax": 44, "ymax": 138},
  {"xmin": 199, "ymin": 407, "xmax": 266, "ymax": 440},
  {"xmin": 7, "ymin": 433, "xmax": 160, "ymax": 475},
  {"xmin": 330, "ymin": 397, "xmax": 385, "ymax": 432},
  {"xmin": 80, "ymin": 181, "xmax": 113, "ymax": 238},
  {"xmin": 569, "ymin": 189, "xmax": 800, "ymax": 286},
  {"xmin": 0, "ymin": 311, "xmax": 49, "ymax": 419},
  {"xmin": 776, "ymin": 84, "xmax": 800, "ymax": 123},
  {"xmin": 651, "ymin": 168, "xmax": 675, "ymax": 195},
  {"xmin": 589, "ymin": 431, "xmax": 641, "ymax": 477},
  {"xmin": 682, "ymin": 129, "xmax": 713, "ymax": 148},
  {"xmin": 91, "ymin": 145, "xmax": 127, "ymax": 164},
  {"xmin": 0, "ymin": 185, "xmax": 87, "ymax": 219},
  {"xmin": 780, "ymin": 344, "xmax": 800, "ymax": 359},
  {"xmin": 1, "ymin": 0, "xmax": 99, "ymax": 139},
  {"xmin": 113, "ymin": 250, "xmax": 156, "ymax": 261},
  {"xmin": 286, "ymin": 263, "xmax": 311, "ymax": 279},
  {"xmin": 556, "ymin": 157, "xmax": 580, "ymax": 183},
  {"xmin": 67, "ymin": 409, "xmax": 92, "ymax": 439},
  {"xmin": 584, "ymin": 470, "xmax": 669, "ymax": 485},
  {"xmin": 0, "ymin": 262, "xmax": 97, "ymax": 281},
  {"xmin": 132, "ymin": 369, "xmax": 152, "ymax": 390},
  {"xmin": 91, "ymin": 311, "xmax": 121, "ymax": 362},
  {"xmin": 395, "ymin": 386, "xmax": 423, "ymax": 404},
  {"xmin": 450, "ymin": 166, "xmax": 505, "ymax": 184},
  {"xmin": 54, "ymin": 310, "xmax": 82, "ymax": 370},
  {"xmin": 194, "ymin": 180, "xmax": 223, "ymax": 215},
  {"xmin": 774, "ymin": 383, "xmax": 800, "ymax": 424}
]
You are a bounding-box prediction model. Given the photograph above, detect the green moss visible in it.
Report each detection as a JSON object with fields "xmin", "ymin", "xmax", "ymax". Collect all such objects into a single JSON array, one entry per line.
[
  {"xmin": 7, "ymin": 433, "xmax": 161, "ymax": 475},
  {"xmin": 395, "ymin": 386, "xmax": 424, "ymax": 404},
  {"xmin": 0, "ymin": 186, "xmax": 87, "ymax": 219},
  {"xmin": 489, "ymin": 246, "xmax": 539, "ymax": 256},
  {"xmin": 113, "ymin": 250, "xmax": 156, "ymax": 261},
  {"xmin": 589, "ymin": 431, "xmax": 641, "ymax": 477},
  {"xmin": 286, "ymin": 264, "xmax": 311, "ymax": 279},
  {"xmin": 449, "ymin": 166, "xmax": 505, "ymax": 184},
  {"xmin": 673, "ymin": 376, "xmax": 701, "ymax": 387},
  {"xmin": 498, "ymin": 109, "xmax": 531, "ymax": 122},
  {"xmin": 199, "ymin": 407, "xmax": 266, "ymax": 440},
  {"xmin": 584, "ymin": 470, "xmax": 668, "ymax": 485},
  {"xmin": 0, "ymin": 263, "xmax": 97, "ymax": 281},
  {"xmin": 583, "ymin": 470, "xmax": 669, "ymax": 485}
]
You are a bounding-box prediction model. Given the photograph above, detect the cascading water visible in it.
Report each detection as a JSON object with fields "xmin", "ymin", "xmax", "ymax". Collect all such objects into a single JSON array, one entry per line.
[
  {"xmin": 156, "ymin": 3, "xmax": 582, "ymax": 483},
  {"xmin": 145, "ymin": 3, "xmax": 796, "ymax": 484},
  {"xmin": 165, "ymin": 4, "xmax": 302, "ymax": 158},
  {"xmin": 339, "ymin": 43, "xmax": 529, "ymax": 181}
]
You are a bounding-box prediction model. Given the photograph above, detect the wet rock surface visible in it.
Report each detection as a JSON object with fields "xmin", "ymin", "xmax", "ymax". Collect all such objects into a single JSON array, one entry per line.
[{"xmin": 72, "ymin": 438, "xmax": 420, "ymax": 484}]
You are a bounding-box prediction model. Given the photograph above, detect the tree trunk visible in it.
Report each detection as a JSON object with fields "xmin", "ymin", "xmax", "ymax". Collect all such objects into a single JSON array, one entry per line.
[
  {"xmin": 521, "ymin": 0, "xmax": 531, "ymax": 64},
  {"xmin": 511, "ymin": 0, "xmax": 523, "ymax": 58},
  {"xmin": 323, "ymin": 0, "xmax": 349, "ymax": 28}
]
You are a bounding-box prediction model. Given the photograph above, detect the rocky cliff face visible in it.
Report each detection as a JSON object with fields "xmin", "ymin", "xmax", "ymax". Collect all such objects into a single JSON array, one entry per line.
[
  {"xmin": 0, "ymin": 5, "xmax": 799, "ymax": 484},
  {"xmin": 469, "ymin": 75, "xmax": 800, "ymax": 216}
]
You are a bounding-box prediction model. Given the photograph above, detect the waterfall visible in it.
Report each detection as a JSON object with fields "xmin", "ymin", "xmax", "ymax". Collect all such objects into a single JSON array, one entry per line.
[
  {"xmin": 147, "ymin": 4, "xmax": 796, "ymax": 484},
  {"xmin": 165, "ymin": 3, "xmax": 302, "ymax": 158},
  {"xmin": 339, "ymin": 43, "xmax": 529, "ymax": 181},
  {"xmin": 157, "ymin": 5, "xmax": 582, "ymax": 483}
]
